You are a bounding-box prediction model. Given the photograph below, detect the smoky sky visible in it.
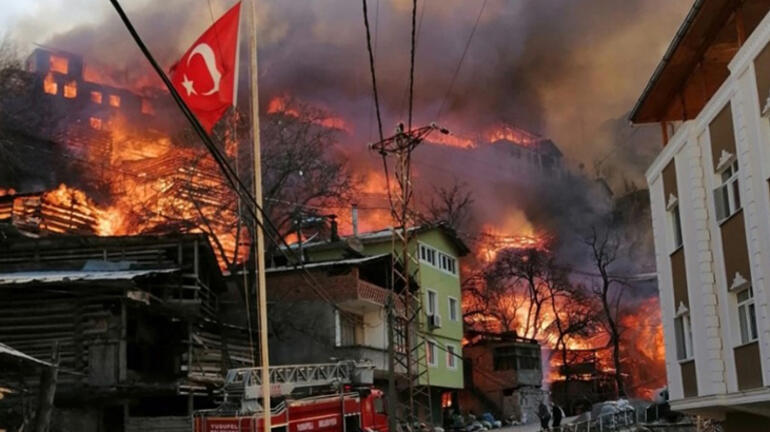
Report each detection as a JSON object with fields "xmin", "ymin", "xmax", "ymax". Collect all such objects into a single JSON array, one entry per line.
[{"xmin": 6, "ymin": 0, "xmax": 691, "ymax": 275}]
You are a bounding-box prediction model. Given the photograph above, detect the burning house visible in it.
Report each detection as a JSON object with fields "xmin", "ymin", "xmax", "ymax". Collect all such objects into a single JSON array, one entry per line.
[
  {"xmin": 458, "ymin": 331, "xmax": 543, "ymax": 423},
  {"xmin": 0, "ymin": 234, "xmax": 254, "ymax": 432},
  {"xmin": 0, "ymin": 47, "xmax": 246, "ymax": 268}
]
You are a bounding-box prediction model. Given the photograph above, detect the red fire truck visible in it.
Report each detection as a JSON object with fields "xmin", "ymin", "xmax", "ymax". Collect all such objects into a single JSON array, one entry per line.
[{"xmin": 194, "ymin": 362, "xmax": 389, "ymax": 432}]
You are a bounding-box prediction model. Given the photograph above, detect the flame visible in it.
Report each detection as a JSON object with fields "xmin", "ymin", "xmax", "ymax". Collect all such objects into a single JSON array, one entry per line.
[
  {"xmin": 267, "ymin": 95, "xmax": 351, "ymax": 133},
  {"xmin": 476, "ymin": 211, "xmax": 549, "ymax": 262},
  {"xmin": 43, "ymin": 73, "xmax": 57, "ymax": 95},
  {"xmin": 0, "ymin": 188, "xmax": 16, "ymax": 197},
  {"xmin": 108, "ymin": 94, "xmax": 121, "ymax": 107},
  {"xmin": 49, "ymin": 55, "xmax": 68, "ymax": 75},
  {"xmin": 63, "ymin": 80, "xmax": 77, "ymax": 99},
  {"xmin": 486, "ymin": 124, "xmax": 541, "ymax": 147},
  {"xmin": 90, "ymin": 91, "xmax": 102, "ymax": 104},
  {"xmin": 427, "ymin": 132, "xmax": 475, "ymax": 149}
]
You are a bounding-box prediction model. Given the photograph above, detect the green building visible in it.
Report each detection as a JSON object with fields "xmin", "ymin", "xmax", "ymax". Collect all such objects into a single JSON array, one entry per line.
[{"xmin": 297, "ymin": 224, "xmax": 469, "ymax": 421}]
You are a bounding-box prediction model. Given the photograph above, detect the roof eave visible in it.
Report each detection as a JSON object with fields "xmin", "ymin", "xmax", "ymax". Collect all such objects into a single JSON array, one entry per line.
[{"xmin": 630, "ymin": 0, "xmax": 706, "ymax": 124}]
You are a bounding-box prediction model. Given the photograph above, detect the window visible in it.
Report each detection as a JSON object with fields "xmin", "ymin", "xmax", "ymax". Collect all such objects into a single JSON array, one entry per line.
[
  {"xmin": 446, "ymin": 344, "xmax": 457, "ymax": 369},
  {"xmin": 419, "ymin": 243, "xmax": 458, "ymax": 276},
  {"xmin": 426, "ymin": 290, "xmax": 438, "ymax": 316},
  {"xmin": 674, "ymin": 313, "xmax": 693, "ymax": 360},
  {"xmin": 714, "ymin": 160, "xmax": 741, "ymax": 222},
  {"xmin": 49, "ymin": 55, "xmax": 68, "ymax": 74},
  {"xmin": 426, "ymin": 341, "xmax": 437, "ymax": 367},
  {"xmin": 141, "ymin": 98, "xmax": 154, "ymax": 115},
  {"xmin": 90, "ymin": 91, "xmax": 102, "ymax": 104},
  {"xmin": 737, "ymin": 286, "xmax": 758, "ymax": 345},
  {"xmin": 63, "ymin": 80, "xmax": 77, "ymax": 98},
  {"xmin": 438, "ymin": 251, "xmax": 458, "ymax": 275},
  {"xmin": 108, "ymin": 94, "xmax": 121, "ymax": 107},
  {"xmin": 670, "ymin": 204, "xmax": 683, "ymax": 250},
  {"xmin": 43, "ymin": 72, "xmax": 57, "ymax": 95},
  {"xmin": 493, "ymin": 345, "xmax": 540, "ymax": 371},
  {"xmin": 448, "ymin": 297, "xmax": 459, "ymax": 321},
  {"xmin": 335, "ymin": 311, "xmax": 363, "ymax": 347},
  {"xmin": 419, "ymin": 244, "xmax": 437, "ymax": 266},
  {"xmin": 89, "ymin": 117, "xmax": 102, "ymax": 130}
]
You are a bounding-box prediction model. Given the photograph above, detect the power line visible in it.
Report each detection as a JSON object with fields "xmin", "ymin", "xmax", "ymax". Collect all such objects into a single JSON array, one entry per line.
[
  {"xmin": 362, "ymin": 0, "xmax": 384, "ymax": 143},
  {"xmin": 109, "ymin": 0, "xmax": 366, "ymax": 330},
  {"xmin": 436, "ymin": 0, "xmax": 487, "ymax": 121}
]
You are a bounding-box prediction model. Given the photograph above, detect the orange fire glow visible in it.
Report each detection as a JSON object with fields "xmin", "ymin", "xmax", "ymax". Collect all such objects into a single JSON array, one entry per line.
[
  {"xmin": 49, "ymin": 55, "xmax": 68, "ymax": 75},
  {"xmin": 427, "ymin": 132, "xmax": 475, "ymax": 149},
  {"xmin": 63, "ymin": 80, "xmax": 77, "ymax": 99},
  {"xmin": 486, "ymin": 124, "xmax": 541, "ymax": 147},
  {"xmin": 267, "ymin": 95, "xmax": 351, "ymax": 133},
  {"xmin": 476, "ymin": 211, "xmax": 549, "ymax": 262},
  {"xmin": 43, "ymin": 73, "xmax": 57, "ymax": 95},
  {"xmin": 90, "ymin": 91, "xmax": 102, "ymax": 104}
]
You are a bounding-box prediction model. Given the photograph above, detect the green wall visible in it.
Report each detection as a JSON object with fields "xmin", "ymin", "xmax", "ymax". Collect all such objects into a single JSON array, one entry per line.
[{"xmin": 307, "ymin": 228, "xmax": 464, "ymax": 389}]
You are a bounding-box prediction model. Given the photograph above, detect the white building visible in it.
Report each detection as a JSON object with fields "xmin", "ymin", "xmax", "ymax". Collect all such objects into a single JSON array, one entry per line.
[{"xmin": 631, "ymin": 1, "xmax": 770, "ymax": 429}]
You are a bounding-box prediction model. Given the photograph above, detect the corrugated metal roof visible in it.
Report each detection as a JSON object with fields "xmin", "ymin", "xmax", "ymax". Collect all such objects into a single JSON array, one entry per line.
[
  {"xmin": 266, "ymin": 254, "xmax": 390, "ymax": 273},
  {"xmin": 0, "ymin": 268, "xmax": 179, "ymax": 286},
  {"xmin": 0, "ymin": 342, "xmax": 53, "ymax": 367}
]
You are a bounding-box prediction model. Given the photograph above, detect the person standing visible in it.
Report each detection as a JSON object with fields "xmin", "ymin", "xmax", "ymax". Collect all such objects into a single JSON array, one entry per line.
[
  {"xmin": 537, "ymin": 401, "xmax": 551, "ymax": 431},
  {"xmin": 551, "ymin": 402, "xmax": 564, "ymax": 430}
]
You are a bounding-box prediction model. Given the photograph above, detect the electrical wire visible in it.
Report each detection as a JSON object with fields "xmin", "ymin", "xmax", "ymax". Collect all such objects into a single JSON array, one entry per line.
[
  {"xmin": 362, "ymin": 0, "xmax": 384, "ymax": 143},
  {"xmin": 109, "ymin": 0, "xmax": 367, "ymax": 328},
  {"xmin": 436, "ymin": 0, "xmax": 487, "ymax": 121}
]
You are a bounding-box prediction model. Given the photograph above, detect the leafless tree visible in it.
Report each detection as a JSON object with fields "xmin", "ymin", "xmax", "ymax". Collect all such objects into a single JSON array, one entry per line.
[
  {"xmin": 543, "ymin": 269, "xmax": 598, "ymax": 402},
  {"xmin": 421, "ymin": 180, "xmax": 474, "ymax": 233},
  {"xmin": 254, "ymin": 100, "xmax": 357, "ymax": 240},
  {"xmin": 585, "ymin": 225, "xmax": 626, "ymax": 397}
]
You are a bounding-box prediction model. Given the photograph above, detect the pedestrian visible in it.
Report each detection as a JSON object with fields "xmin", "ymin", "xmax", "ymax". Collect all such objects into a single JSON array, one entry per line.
[
  {"xmin": 537, "ymin": 400, "xmax": 551, "ymax": 431},
  {"xmin": 551, "ymin": 402, "xmax": 564, "ymax": 430}
]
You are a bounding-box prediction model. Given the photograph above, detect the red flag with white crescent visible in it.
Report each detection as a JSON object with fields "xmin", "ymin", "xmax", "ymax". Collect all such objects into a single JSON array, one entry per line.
[{"xmin": 170, "ymin": 2, "xmax": 241, "ymax": 132}]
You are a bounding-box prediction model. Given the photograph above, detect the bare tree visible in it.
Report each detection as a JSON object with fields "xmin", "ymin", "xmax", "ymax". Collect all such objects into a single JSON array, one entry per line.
[
  {"xmin": 422, "ymin": 180, "xmax": 474, "ymax": 232},
  {"xmin": 544, "ymin": 269, "xmax": 597, "ymax": 406},
  {"xmin": 255, "ymin": 100, "xmax": 357, "ymax": 239},
  {"xmin": 585, "ymin": 225, "xmax": 626, "ymax": 397}
]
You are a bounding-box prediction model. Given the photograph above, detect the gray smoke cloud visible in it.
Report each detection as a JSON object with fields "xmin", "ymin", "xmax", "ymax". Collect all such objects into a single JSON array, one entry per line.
[{"xmin": 7, "ymin": 0, "xmax": 691, "ymax": 272}]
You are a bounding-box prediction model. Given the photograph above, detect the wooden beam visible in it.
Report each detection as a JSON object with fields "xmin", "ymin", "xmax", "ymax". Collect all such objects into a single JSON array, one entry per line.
[{"xmin": 661, "ymin": 122, "xmax": 670, "ymax": 147}]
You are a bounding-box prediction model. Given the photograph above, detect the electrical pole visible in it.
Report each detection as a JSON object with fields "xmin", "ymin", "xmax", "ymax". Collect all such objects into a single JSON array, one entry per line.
[{"xmin": 372, "ymin": 122, "xmax": 449, "ymax": 430}]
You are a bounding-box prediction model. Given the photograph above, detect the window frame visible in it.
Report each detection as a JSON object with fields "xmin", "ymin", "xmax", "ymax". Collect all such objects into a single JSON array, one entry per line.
[
  {"xmin": 674, "ymin": 313, "xmax": 694, "ymax": 361},
  {"xmin": 426, "ymin": 289, "xmax": 438, "ymax": 317},
  {"xmin": 669, "ymin": 203, "xmax": 683, "ymax": 251},
  {"xmin": 426, "ymin": 340, "xmax": 438, "ymax": 367},
  {"xmin": 446, "ymin": 344, "xmax": 458, "ymax": 369},
  {"xmin": 448, "ymin": 296, "xmax": 459, "ymax": 322},
  {"xmin": 714, "ymin": 160, "xmax": 741, "ymax": 223},
  {"xmin": 737, "ymin": 286, "xmax": 758, "ymax": 345}
]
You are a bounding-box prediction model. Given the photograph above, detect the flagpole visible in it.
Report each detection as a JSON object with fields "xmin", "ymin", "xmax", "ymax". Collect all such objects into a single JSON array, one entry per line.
[{"xmin": 247, "ymin": 0, "xmax": 271, "ymax": 429}]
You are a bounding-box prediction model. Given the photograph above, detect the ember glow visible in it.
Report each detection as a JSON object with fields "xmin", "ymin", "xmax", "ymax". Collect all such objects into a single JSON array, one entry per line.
[
  {"xmin": 485, "ymin": 124, "xmax": 542, "ymax": 146},
  {"xmin": 267, "ymin": 95, "xmax": 351, "ymax": 133}
]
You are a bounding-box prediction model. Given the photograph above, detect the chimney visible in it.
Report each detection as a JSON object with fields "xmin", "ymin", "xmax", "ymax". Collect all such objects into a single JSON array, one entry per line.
[{"xmin": 352, "ymin": 204, "xmax": 359, "ymax": 237}]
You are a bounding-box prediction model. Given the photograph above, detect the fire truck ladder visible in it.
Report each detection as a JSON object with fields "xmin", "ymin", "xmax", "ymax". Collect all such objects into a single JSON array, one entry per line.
[
  {"xmin": 224, "ymin": 361, "xmax": 374, "ymax": 414},
  {"xmin": 371, "ymin": 123, "xmax": 448, "ymax": 430}
]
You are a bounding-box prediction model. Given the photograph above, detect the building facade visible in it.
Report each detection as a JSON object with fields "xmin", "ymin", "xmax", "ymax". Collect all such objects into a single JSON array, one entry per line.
[
  {"xmin": 632, "ymin": 1, "xmax": 770, "ymax": 428},
  {"xmin": 299, "ymin": 224, "xmax": 469, "ymax": 422},
  {"xmin": 459, "ymin": 332, "xmax": 543, "ymax": 423}
]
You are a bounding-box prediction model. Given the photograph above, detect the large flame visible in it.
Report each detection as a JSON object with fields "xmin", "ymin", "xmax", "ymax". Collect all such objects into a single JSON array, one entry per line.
[{"xmin": 267, "ymin": 95, "xmax": 351, "ymax": 133}]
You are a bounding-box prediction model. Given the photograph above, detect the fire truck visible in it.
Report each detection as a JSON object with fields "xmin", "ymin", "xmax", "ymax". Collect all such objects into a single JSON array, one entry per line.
[{"xmin": 193, "ymin": 361, "xmax": 389, "ymax": 432}]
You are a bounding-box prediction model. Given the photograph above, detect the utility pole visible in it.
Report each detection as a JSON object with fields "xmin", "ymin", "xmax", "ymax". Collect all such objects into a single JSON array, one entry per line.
[
  {"xmin": 372, "ymin": 122, "xmax": 448, "ymax": 429},
  {"xmin": 248, "ymin": 0, "xmax": 271, "ymax": 428}
]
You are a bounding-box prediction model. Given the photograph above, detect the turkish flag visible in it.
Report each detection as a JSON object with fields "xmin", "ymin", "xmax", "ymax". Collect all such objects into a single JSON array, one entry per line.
[{"xmin": 170, "ymin": 2, "xmax": 241, "ymax": 132}]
